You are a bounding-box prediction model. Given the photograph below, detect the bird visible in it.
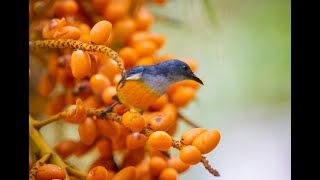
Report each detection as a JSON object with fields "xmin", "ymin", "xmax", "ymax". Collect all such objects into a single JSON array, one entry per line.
[{"xmin": 100, "ymin": 59, "xmax": 203, "ymax": 115}]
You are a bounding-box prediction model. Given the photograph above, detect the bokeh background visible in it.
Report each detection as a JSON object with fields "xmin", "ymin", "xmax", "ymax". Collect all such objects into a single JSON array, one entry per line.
[
  {"xmin": 150, "ymin": 0, "xmax": 290, "ymax": 180},
  {"xmin": 31, "ymin": 0, "xmax": 290, "ymax": 179}
]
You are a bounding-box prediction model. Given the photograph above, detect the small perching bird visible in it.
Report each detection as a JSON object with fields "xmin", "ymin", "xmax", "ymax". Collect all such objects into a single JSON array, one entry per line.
[{"xmin": 101, "ymin": 59, "xmax": 203, "ymax": 114}]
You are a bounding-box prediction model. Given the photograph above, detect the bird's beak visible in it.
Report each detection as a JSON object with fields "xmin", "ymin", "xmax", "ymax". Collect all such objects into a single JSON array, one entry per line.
[{"xmin": 189, "ymin": 73, "xmax": 204, "ymax": 85}]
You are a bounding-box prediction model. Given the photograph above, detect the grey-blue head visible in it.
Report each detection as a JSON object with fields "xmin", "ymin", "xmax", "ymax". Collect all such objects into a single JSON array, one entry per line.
[{"xmin": 151, "ymin": 59, "xmax": 203, "ymax": 85}]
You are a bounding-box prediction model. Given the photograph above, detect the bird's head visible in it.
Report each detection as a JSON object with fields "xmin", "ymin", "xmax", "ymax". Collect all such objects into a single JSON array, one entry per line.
[{"xmin": 156, "ymin": 59, "xmax": 204, "ymax": 85}]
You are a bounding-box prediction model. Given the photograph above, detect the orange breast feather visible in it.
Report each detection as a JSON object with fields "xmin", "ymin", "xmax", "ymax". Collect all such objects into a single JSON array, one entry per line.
[{"xmin": 117, "ymin": 80, "xmax": 160, "ymax": 110}]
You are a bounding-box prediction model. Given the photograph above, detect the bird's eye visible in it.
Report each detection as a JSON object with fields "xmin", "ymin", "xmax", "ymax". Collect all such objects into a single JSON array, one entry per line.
[{"xmin": 182, "ymin": 66, "xmax": 188, "ymax": 71}]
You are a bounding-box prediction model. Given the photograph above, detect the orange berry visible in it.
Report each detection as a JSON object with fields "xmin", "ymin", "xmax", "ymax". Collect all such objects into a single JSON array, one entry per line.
[
  {"xmin": 170, "ymin": 86, "xmax": 196, "ymax": 107},
  {"xmin": 71, "ymin": 50, "xmax": 91, "ymax": 79},
  {"xmin": 111, "ymin": 132, "xmax": 127, "ymax": 150},
  {"xmin": 166, "ymin": 120, "xmax": 178, "ymax": 136},
  {"xmin": 122, "ymin": 147, "xmax": 146, "ymax": 167},
  {"xmin": 126, "ymin": 31, "xmax": 150, "ymax": 46},
  {"xmin": 159, "ymin": 168, "xmax": 178, "ymax": 180},
  {"xmin": 38, "ymin": 74, "xmax": 55, "ymax": 98},
  {"xmin": 112, "ymin": 166, "xmax": 137, "ymax": 180},
  {"xmin": 167, "ymin": 156, "xmax": 190, "ymax": 173},
  {"xmin": 77, "ymin": 23, "xmax": 91, "ymax": 34},
  {"xmin": 112, "ymin": 104, "xmax": 130, "ymax": 115},
  {"xmin": 52, "ymin": 26, "xmax": 81, "ymax": 39},
  {"xmin": 73, "ymin": 141, "xmax": 92, "ymax": 157},
  {"xmin": 149, "ymin": 32, "xmax": 165, "ymax": 48},
  {"xmin": 192, "ymin": 130, "xmax": 221, "ymax": 154},
  {"xmin": 65, "ymin": 89, "xmax": 77, "ymax": 104},
  {"xmin": 145, "ymin": 111, "xmax": 173, "ymax": 131},
  {"xmin": 89, "ymin": 74, "xmax": 111, "ymax": 95},
  {"xmin": 126, "ymin": 132, "xmax": 147, "ymax": 150},
  {"xmin": 156, "ymin": 53, "xmax": 176, "ymax": 63},
  {"xmin": 98, "ymin": 58, "xmax": 120, "ymax": 80},
  {"xmin": 154, "ymin": 0, "xmax": 167, "ymax": 5},
  {"xmin": 172, "ymin": 80, "xmax": 202, "ymax": 90},
  {"xmin": 86, "ymin": 166, "xmax": 109, "ymax": 180},
  {"xmin": 112, "ymin": 74, "xmax": 122, "ymax": 86},
  {"xmin": 54, "ymin": 140, "xmax": 78, "ymax": 158},
  {"xmin": 90, "ymin": 20, "xmax": 112, "ymax": 45},
  {"xmin": 122, "ymin": 111, "xmax": 145, "ymax": 132},
  {"xmin": 96, "ymin": 138, "xmax": 113, "ymax": 159},
  {"xmin": 149, "ymin": 156, "xmax": 167, "ymax": 176},
  {"xmin": 113, "ymin": 17, "xmax": 137, "ymax": 44},
  {"xmin": 88, "ymin": 53, "xmax": 99, "ymax": 76},
  {"xmin": 102, "ymin": 86, "xmax": 117, "ymax": 105},
  {"xmin": 105, "ymin": 170, "xmax": 115, "ymax": 179},
  {"xmin": 147, "ymin": 131, "xmax": 172, "ymax": 151},
  {"xmin": 64, "ymin": 98, "xmax": 87, "ymax": 124},
  {"xmin": 36, "ymin": 164, "xmax": 66, "ymax": 180},
  {"xmin": 45, "ymin": 93, "xmax": 66, "ymax": 115},
  {"xmin": 179, "ymin": 145, "xmax": 202, "ymax": 165},
  {"xmin": 53, "ymin": 0, "xmax": 79, "ymax": 17},
  {"xmin": 180, "ymin": 128, "xmax": 207, "ymax": 145},
  {"xmin": 47, "ymin": 52, "xmax": 59, "ymax": 77},
  {"xmin": 78, "ymin": 34, "xmax": 91, "ymax": 43},
  {"xmin": 92, "ymin": 0, "xmax": 110, "ymax": 14},
  {"xmin": 103, "ymin": 0, "xmax": 130, "ymax": 23},
  {"xmin": 89, "ymin": 157, "xmax": 117, "ymax": 171},
  {"xmin": 135, "ymin": 162, "xmax": 151, "ymax": 180},
  {"xmin": 78, "ymin": 118, "xmax": 97, "ymax": 145},
  {"xmin": 134, "ymin": 6, "xmax": 154, "ymax": 31},
  {"xmin": 97, "ymin": 119, "xmax": 120, "ymax": 139},
  {"xmin": 83, "ymin": 95, "xmax": 103, "ymax": 108},
  {"xmin": 133, "ymin": 40, "xmax": 157, "ymax": 57},
  {"xmin": 42, "ymin": 18, "xmax": 66, "ymax": 39},
  {"xmin": 149, "ymin": 94, "xmax": 169, "ymax": 111},
  {"xmin": 119, "ymin": 47, "xmax": 139, "ymax": 68},
  {"xmin": 135, "ymin": 56, "xmax": 155, "ymax": 66},
  {"xmin": 161, "ymin": 103, "xmax": 177, "ymax": 122}
]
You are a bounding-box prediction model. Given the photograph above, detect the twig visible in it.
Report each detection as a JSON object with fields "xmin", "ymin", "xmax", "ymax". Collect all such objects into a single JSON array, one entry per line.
[
  {"xmin": 153, "ymin": 12, "xmax": 183, "ymax": 27},
  {"xmin": 66, "ymin": 166, "xmax": 87, "ymax": 179},
  {"xmin": 178, "ymin": 112, "xmax": 200, "ymax": 128},
  {"xmin": 29, "ymin": 115, "xmax": 86, "ymax": 180},
  {"xmin": 33, "ymin": 112, "xmax": 65, "ymax": 129},
  {"xmin": 201, "ymin": 156, "xmax": 220, "ymax": 177}
]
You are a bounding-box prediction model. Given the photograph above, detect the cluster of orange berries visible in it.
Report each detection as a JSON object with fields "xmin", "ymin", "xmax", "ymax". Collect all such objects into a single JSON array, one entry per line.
[{"xmin": 30, "ymin": 0, "xmax": 220, "ymax": 179}]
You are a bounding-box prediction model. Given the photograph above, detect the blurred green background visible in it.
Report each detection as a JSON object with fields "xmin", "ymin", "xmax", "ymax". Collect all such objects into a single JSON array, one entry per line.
[{"xmin": 150, "ymin": 0, "xmax": 290, "ymax": 179}]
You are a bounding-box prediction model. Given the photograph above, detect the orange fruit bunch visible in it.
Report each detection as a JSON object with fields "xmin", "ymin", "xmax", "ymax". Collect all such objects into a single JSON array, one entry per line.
[{"xmin": 29, "ymin": 0, "xmax": 221, "ymax": 179}]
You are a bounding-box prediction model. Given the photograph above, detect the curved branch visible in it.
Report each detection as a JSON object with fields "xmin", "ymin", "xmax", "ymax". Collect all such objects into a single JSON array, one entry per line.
[{"xmin": 29, "ymin": 39, "xmax": 126, "ymax": 80}]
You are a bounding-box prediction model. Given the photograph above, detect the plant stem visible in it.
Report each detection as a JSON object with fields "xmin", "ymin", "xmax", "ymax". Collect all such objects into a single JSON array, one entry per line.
[
  {"xmin": 178, "ymin": 112, "xmax": 200, "ymax": 128},
  {"xmin": 33, "ymin": 113, "xmax": 65, "ymax": 129},
  {"xmin": 29, "ymin": 115, "xmax": 86, "ymax": 180},
  {"xmin": 66, "ymin": 166, "xmax": 87, "ymax": 178}
]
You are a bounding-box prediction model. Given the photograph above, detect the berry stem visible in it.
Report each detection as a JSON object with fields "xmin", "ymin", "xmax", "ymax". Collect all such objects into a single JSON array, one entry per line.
[
  {"xmin": 33, "ymin": 112, "xmax": 65, "ymax": 129},
  {"xmin": 66, "ymin": 166, "xmax": 87, "ymax": 178},
  {"xmin": 201, "ymin": 156, "xmax": 220, "ymax": 177},
  {"xmin": 178, "ymin": 112, "xmax": 200, "ymax": 128},
  {"xmin": 29, "ymin": 39, "xmax": 126, "ymax": 80},
  {"xmin": 29, "ymin": 153, "xmax": 52, "ymax": 180}
]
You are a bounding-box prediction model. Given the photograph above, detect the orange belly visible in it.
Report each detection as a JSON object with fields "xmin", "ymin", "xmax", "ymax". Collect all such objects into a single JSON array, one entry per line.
[{"xmin": 116, "ymin": 80, "xmax": 160, "ymax": 111}]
